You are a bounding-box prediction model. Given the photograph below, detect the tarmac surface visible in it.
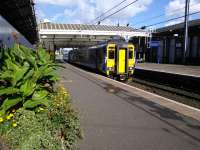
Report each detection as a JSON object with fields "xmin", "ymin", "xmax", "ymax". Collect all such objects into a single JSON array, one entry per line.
[
  {"xmin": 136, "ymin": 63, "xmax": 200, "ymax": 77},
  {"xmin": 60, "ymin": 63, "xmax": 200, "ymax": 150}
]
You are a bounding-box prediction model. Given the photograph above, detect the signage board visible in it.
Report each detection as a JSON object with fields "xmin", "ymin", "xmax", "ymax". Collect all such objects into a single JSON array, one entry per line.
[{"xmin": 149, "ymin": 41, "xmax": 160, "ymax": 47}]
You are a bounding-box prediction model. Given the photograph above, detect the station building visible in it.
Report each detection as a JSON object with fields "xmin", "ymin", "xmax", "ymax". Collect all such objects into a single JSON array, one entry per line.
[{"xmin": 145, "ymin": 19, "xmax": 200, "ymax": 65}]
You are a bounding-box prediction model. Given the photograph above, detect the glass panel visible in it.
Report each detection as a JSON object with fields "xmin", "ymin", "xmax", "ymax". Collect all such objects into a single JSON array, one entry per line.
[
  {"xmin": 108, "ymin": 50, "xmax": 115, "ymax": 59},
  {"xmin": 129, "ymin": 51, "xmax": 133, "ymax": 59}
]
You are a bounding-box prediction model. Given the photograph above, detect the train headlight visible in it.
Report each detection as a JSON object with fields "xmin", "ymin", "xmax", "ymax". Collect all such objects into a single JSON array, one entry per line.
[
  {"xmin": 107, "ymin": 67, "xmax": 114, "ymax": 71},
  {"xmin": 129, "ymin": 67, "xmax": 134, "ymax": 70}
]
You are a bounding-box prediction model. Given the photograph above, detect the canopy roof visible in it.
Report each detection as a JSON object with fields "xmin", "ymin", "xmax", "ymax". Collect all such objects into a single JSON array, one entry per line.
[
  {"xmin": 0, "ymin": 0, "xmax": 38, "ymax": 44},
  {"xmin": 39, "ymin": 22, "xmax": 150, "ymax": 48},
  {"xmin": 155, "ymin": 19, "xmax": 200, "ymax": 35},
  {"xmin": 40, "ymin": 22, "xmax": 136, "ymax": 32}
]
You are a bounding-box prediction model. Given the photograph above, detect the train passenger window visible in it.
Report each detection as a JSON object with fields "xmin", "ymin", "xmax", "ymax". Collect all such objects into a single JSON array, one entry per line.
[
  {"xmin": 129, "ymin": 51, "xmax": 133, "ymax": 59},
  {"xmin": 108, "ymin": 47, "xmax": 115, "ymax": 49},
  {"xmin": 108, "ymin": 50, "xmax": 115, "ymax": 59}
]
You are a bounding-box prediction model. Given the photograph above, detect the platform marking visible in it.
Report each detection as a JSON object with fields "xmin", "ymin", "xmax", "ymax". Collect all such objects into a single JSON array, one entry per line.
[
  {"xmin": 66, "ymin": 64, "xmax": 200, "ymax": 113},
  {"xmin": 105, "ymin": 77, "xmax": 200, "ymax": 112},
  {"xmin": 60, "ymin": 80, "xmax": 73, "ymax": 83},
  {"xmin": 103, "ymin": 75, "xmax": 200, "ymax": 113}
]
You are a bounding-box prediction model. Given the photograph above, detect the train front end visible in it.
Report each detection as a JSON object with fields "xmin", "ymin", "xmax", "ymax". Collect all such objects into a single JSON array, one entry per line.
[{"xmin": 106, "ymin": 42, "xmax": 135, "ymax": 81}]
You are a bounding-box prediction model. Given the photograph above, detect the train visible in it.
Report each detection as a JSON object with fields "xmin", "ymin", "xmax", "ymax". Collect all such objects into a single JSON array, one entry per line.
[{"xmin": 68, "ymin": 41, "xmax": 135, "ymax": 81}]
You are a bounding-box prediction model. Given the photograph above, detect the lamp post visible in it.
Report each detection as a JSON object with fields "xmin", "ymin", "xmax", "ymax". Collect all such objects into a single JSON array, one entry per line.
[{"xmin": 183, "ymin": 0, "xmax": 190, "ymax": 64}]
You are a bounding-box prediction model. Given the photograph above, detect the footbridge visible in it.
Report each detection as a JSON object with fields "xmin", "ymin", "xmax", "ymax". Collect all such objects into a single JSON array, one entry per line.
[{"xmin": 38, "ymin": 22, "xmax": 150, "ymax": 49}]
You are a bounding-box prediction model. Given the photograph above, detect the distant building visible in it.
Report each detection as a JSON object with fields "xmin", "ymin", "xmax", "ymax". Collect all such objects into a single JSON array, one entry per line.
[{"xmin": 146, "ymin": 19, "xmax": 200, "ymax": 65}]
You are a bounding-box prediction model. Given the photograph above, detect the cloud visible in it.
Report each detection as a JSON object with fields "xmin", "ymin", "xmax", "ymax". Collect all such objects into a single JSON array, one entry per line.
[
  {"xmin": 36, "ymin": 0, "xmax": 153, "ymax": 25},
  {"xmin": 95, "ymin": 0, "xmax": 152, "ymax": 19},
  {"xmin": 36, "ymin": 0, "xmax": 79, "ymax": 6},
  {"xmin": 165, "ymin": 0, "xmax": 200, "ymax": 26},
  {"xmin": 35, "ymin": 8, "xmax": 46, "ymax": 21},
  {"xmin": 51, "ymin": 13, "xmax": 63, "ymax": 22},
  {"xmin": 43, "ymin": 18, "xmax": 51, "ymax": 22}
]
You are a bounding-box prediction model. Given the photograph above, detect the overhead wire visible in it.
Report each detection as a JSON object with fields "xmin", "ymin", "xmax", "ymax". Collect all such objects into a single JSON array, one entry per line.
[
  {"xmin": 92, "ymin": 0, "xmax": 128, "ymax": 23},
  {"xmin": 136, "ymin": 10, "xmax": 200, "ymax": 30},
  {"xmin": 91, "ymin": 0, "xmax": 200, "ymax": 32},
  {"xmin": 95, "ymin": 0, "xmax": 139, "ymax": 24},
  {"xmin": 132, "ymin": 3, "xmax": 200, "ymax": 26}
]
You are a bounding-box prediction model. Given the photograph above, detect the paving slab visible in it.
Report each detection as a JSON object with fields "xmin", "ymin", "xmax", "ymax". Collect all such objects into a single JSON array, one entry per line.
[{"xmin": 60, "ymin": 63, "xmax": 200, "ymax": 150}]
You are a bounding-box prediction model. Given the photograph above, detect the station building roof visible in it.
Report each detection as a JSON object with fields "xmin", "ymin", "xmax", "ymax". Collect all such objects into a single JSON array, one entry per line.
[
  {"xmin": 155, "ymin": 19, "xmax": 200, "ymax": 35},
  {"xmin": 0, "ymin": 0, "xmax": 38, "ymax": 44}
]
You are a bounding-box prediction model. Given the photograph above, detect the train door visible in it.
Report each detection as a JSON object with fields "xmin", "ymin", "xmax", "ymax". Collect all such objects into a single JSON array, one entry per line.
[
  {"xmin": 106, "ymin": 44, "xmax": 115, "ymax": 76},
  {"xmin": 118, "ymin": 49, "xmax": 126, "ymax": 74},
  {"xmin": 128, "ymin": 45, "xmax": 135, "ymax": 76}
]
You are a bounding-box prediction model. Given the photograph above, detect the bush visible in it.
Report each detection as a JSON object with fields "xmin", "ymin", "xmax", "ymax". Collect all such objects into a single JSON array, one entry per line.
[
  {"xmin": 0, "ymin": 44, "xmax": 82, "ymax": 149},
  {"xmin": 0, "ymin": 86, "xmax": 82, "ymax": 150},
  {"xmin": 0, "ymin": 44, "xmax": 59, "ymax": 116}
]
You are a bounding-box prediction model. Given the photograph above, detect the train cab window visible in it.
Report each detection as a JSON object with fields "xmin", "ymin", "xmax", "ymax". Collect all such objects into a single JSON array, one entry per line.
[
  {"xmin": 108, "ymin": 50, "xmax": 115, "ymax": 59},
  {"xmin": 129, "ymin": 51, "xmax": 133, "ymax": 59}
]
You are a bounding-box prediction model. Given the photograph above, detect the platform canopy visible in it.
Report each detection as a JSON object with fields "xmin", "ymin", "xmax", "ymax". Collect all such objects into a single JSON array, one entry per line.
[
  {"xmin": 155, "ymin": 19, "xmax": 200, "ymax": 36},
  {"xmin": 39, "ymin": 22, "xmax": 150, "ymax": 49},
  {"xmin": 0, "ymin": 0, "xmax": 38, "ymax": 44}
]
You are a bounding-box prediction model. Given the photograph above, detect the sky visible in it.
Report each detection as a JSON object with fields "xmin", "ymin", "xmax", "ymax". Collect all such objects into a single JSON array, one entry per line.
[{"xmin": 35, "ymin": 0, "xmax": 200, "ymax": 29}]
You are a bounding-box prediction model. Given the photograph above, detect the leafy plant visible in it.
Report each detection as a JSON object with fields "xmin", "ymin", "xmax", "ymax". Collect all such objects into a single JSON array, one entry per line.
[
  {"xmin": 48, "ymin": 86, "xmax": 83, "ymax": 149},
  {"xmin": 0, "ymin": 86, "xmax": 82, "ymax": 150},
  {"xmin": 0, "ymin": 44, "xmax": 60, "ymax": 116},
  {"xmin": 0, "ymin": 44, "xmax": 82, "ymax": 149}
]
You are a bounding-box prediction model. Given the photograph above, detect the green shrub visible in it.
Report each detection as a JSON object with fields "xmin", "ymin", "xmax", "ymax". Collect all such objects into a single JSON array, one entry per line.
[
  {"xmin": 48, "ymin": 86, "xmax": 82, "ymax": 148},
  {"xmin": 1, "ymin": 86, "xmax": 82, "ymax": 150},
  {"xmin": 0, "ymin": 44, "xmax": 59, "ymax": 116},
  {"xmin": 2, "ymin": 109, "xmax": 60, "ymax": 150},
  {"xmin": 0, "ymin": 44, "xmax": 81, "ymax": 149}
]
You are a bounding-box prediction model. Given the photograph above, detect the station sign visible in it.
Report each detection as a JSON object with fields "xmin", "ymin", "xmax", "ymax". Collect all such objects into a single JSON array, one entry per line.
[
  {"xmin": 125, "ymin": 35, "xmax": 129, "ymax": 42},
  {"xmin": 148, "ymin": 41, "xmax": 160, "ymax": 47}
]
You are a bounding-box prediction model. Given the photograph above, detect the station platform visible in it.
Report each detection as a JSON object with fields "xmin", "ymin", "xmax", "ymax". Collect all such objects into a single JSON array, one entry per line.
[
  {"xmin": 60, "ymin": 63, "xmax": 200, "ymax": 150},
  {"xmin": 135, "ymin": 63, "xmax": 200, "ymax": 78}
]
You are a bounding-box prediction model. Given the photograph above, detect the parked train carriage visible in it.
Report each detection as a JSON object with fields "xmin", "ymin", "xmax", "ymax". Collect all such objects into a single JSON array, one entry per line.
[{"xmin": 68, "ymin": 42, "xmax": 135, "ymax": 80}]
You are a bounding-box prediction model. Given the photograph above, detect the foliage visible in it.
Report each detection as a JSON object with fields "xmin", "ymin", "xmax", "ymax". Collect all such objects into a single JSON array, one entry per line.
[
  {"xmin": 0, "ymin": 44, "xmax": 59, "ymax": 116},
  {"xmin": 0, "ymin": 109, "xmax": 60, "ymax": 150},
  {"xmin": 0, "ymin": 44, "xmax": 81, "ymax": 149},
  {"xmin": 48, "ymin": 86, "xmax": 83, "ymax": 149},
  {"xmin": 0, "ymin": 86, "xmax": 82, "ymax": 150}
]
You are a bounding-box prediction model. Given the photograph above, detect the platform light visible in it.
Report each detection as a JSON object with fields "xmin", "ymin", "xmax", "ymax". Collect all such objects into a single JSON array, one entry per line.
[
  {"xmin": 129, "ymin": 67, "xmax": 134, "ymax": 70},
  {"xmin": 174, "ymin": 34, "xmax": 179, "ymax": 37},
  {"xmin": 41, "ymin": 35, "xmax": 47, "ymax": 39}
]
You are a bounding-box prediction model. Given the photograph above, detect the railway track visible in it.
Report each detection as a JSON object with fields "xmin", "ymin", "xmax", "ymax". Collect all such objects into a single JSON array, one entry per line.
[{"xmin": 127, "ymin": 69, "xmax": 200, "ymax": 109}]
